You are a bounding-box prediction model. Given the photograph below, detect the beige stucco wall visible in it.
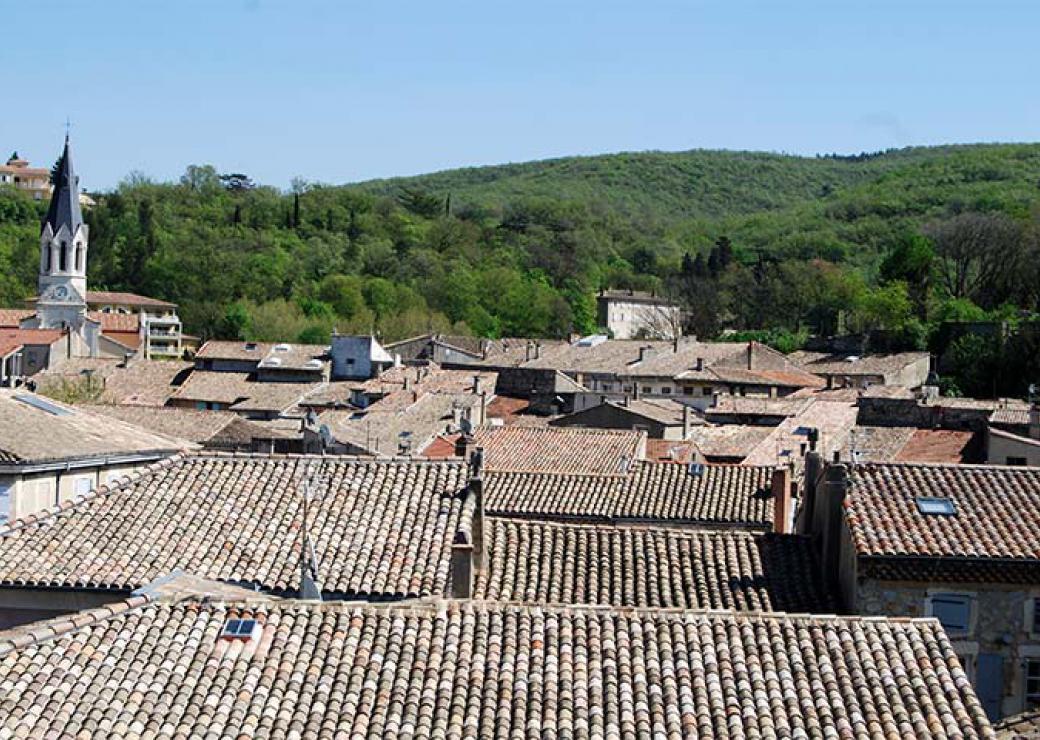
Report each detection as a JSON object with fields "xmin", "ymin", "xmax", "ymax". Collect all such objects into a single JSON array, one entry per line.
[
  {"xmin": 987, "ymin": 428, "xmax": 1040, "ymax": 466},
  {"xmin": 2, "ymin": 462, "xmax": 150, "ymax": 523}
]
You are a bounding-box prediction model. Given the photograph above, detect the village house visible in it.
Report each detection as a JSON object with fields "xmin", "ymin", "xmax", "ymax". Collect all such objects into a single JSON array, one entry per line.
[
  {"xmin": 193, "ymin": 339, "xmax": 329, "ymax": 380},
  {"xmin": 790, "ymin": 349, "xmax": 931, "ymax": 390},
  {"xmin": 596, "ymin": 288, "xmax": 682, "ymax": 339},
  {"xmin": 987, "ymin": 405, "xmax": 1040, "ymax": 466},
  {"xmin": 549, "ymin": 397, "xmax": 699, "ymax": 439},
  {"xmin": 0, "ymin": 390, "xmax": 186, "ymax": 526},
  {"xmin": 805, "ymin": 458, "xmax": 1040, "ymax": 721},
  {"xmin": 0, "ymin": 152, "xmax": 51, "ymax": 199}
]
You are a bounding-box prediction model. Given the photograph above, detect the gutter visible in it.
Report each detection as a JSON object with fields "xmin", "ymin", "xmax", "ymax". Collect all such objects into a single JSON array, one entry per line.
[{"xmin": 0, "ymin": 449, "xmax": 179, "ymax": 475}]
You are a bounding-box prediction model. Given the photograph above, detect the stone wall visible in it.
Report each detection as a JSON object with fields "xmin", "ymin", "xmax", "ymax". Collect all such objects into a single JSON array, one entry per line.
[
  {"xmin": 857, "ymin": 577, "xmax": 1040, "ymax": 720},
  {"xmin": 857, "ymin": 396, "xmax": 996, "ymax": 431}
]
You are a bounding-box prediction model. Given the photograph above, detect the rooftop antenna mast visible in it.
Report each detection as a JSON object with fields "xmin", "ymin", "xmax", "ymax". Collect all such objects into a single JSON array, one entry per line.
[{"xmin": 299, "ymin": 462, "xmax": 323, "ymax": 600}]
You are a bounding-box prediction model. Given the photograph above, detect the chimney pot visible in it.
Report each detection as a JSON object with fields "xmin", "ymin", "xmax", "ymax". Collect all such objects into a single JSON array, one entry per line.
[{"xmin": 696, "ymin": 357, "xmax": 704, "ymax": 372}]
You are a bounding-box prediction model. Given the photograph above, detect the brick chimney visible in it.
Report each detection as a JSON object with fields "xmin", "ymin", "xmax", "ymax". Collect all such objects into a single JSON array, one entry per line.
[{"xmin": 771, "ymin": 466, "xmax": 793, "ymax": 534}]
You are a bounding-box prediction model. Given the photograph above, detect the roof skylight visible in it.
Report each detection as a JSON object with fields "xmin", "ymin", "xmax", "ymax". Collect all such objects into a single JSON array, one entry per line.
[{"xmin": 915, "ymin": 496, "xmax": 956, "ymax": 516}]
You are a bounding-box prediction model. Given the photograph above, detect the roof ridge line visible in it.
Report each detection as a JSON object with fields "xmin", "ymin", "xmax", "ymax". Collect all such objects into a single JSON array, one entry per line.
[
  {"xmin": 153, "ymin": 595, "xmax": 931, "ymax": 625},
  {"xmin": 185, "ymin": 450, "xmax": 468, "ymax": 465},
  {"xmin": 0, "ymin": 453, "xmax": 187, "ymax": 536},
  {"xmin": 0, "ymin": 592, "xmax": 153, "ymax": 656}
]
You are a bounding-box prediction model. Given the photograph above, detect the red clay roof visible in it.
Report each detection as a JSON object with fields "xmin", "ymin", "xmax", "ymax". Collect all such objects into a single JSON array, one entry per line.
[
  {"xmin": 0, "ymin": 309, "xmax": 34, "ymax": 329},
  {"xmin": 88, "ymin": 311, "xmax": 140, "ymax": 332},
  {"xmin": 0, "ymin": 329, "xmax": 63, "ymax": 356},
  {"xmin": 86, "ymin": 291, "xmax": 176, "ymax": 309},
  {"xmin": 895, "ymin": 429, "xmax": 981, "ymax": 464}
]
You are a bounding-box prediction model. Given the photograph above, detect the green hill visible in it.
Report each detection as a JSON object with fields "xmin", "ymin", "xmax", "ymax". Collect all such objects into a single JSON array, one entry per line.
[
  {"xmin": 353, "ymin": 144, "xmax": 1039, "ymax": 222},
  {"xmin": 1, "ymin": 142, "xmax": 1038, "ymax": 394}
]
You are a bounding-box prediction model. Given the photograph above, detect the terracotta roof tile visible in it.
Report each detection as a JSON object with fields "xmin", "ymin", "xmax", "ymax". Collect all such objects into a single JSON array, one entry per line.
[
  {"xmin": 473, "ymin": 426, "xmax": 644, "ymax": 475},
  {"xmin": 0, "ymin": 598, "xmax": 992, "ymax": 738},
  {"xmin": 85, "ymin": 290, "xmax": 176, "ymax": 309},
  {"xmin": 477, "ymin": 520, "xmax": 836, "ymax": 611},
  {"xmin": 0, "ymin": 455, "xmax": 469, "ymax": 598},
  {"xmin": 37, "ymin": 358, "xmax": 192, "ymax": 406},
  {"xmin": 0, "ymin": 309, "xmax": 34, "ymax": 329},
  {"xmin": 0, "ymin": 390, "xmax": 186, "ymax": 464},
  {"xmin": 845, "ymin": 462, "xmax": 1040, "ymax": 566},
  {"xmin": 485, "ymin": 462, "xmax": 774, "ymax": 526}
]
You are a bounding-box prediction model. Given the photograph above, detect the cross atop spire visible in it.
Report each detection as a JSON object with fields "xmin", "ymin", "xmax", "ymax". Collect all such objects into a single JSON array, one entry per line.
[{"xmin": 42, "ymin": 133, "xmax": 83, "ymax": 237}]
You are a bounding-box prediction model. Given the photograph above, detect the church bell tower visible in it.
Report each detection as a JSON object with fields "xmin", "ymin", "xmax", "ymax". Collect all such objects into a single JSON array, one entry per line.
[{"xmin": 36, "ymin": 134, "xmax": 89, "ymax": 330}]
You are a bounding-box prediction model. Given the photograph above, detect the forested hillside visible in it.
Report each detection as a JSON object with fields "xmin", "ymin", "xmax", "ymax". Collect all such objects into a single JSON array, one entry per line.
[{"xmin": 1, "ymin": 143, "xmax": 1039, "ymax": 393}]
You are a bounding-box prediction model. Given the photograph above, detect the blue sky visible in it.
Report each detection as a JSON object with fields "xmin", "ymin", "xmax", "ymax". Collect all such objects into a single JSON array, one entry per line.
[{"xmin": 3, "ymin": 1, "xmax": 1037, "ymax": 190}]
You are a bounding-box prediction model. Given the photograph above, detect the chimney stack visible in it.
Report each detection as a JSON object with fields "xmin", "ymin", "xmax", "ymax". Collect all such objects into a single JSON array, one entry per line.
[
  {"xmin": 639, "ymin": 345, "xmax": 656, "ymax": 363},
  {"xmin": 470, "ymin": 447, "xmax": 486, "ymax": 570},
  {"xmin": 533, "ymin": 342, "xmax": 541, "ymax": 360},
  {"xmin": 472, "ymin": 375, "xmax": 483, "ymax": 396},
  {"xmin": 819, "ymin": 463, "xmax": 850, "ymax": 588},
  {"xmin": 695, "ymin": 357, "xmax": 704, "ymax": 372},
  {"xmin": 746, "ymin": 342, "xmax": 754, "ymax": 370},
  {"xmin": 1030, "ymin": 403, "xmax": 1040, "ymax": 441},
  {"xmin": 798, "ymin": 450, "xmax": 824, "ymax": 535},
  {"xmin": 771, "ymin": 466, "xmax": 793, "ymax": 534},
  {"xmin": 454, "ymin": 432, "xmax": 474, "ymax": 459},
  {"xmin": 525, "ymin": 342, "xmax": 533, "ymax": 362},
  {"xmin": 682, "ymin": 405, "xmax": 692, "ymax": 438},
  {"xmin": 450, "ymin": 531, "xmax": 474, "ymax": 598}
]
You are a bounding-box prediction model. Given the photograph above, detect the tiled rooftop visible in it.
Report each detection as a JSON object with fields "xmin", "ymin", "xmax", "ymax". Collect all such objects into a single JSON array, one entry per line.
[
  {"xmin": 895, "ymin": 429, "xmax": 981, "ymax": 464},
  {"xmin": 0, "ymin": 308, "xmax": 34, "ymax": 328},
  {"xmin": 86, "ymin": 290, "xmax": 176, "ymax": 309},
  {"xmin": 321, "ymin": 393, "xmax": 484, "ymax": 456},
  {"xmin": 472, "ymin": 426, "xmax": 644, "ymax": 475},
  {"xmin": 790, "ymin": 350, "xmax": 929, "ymax": 376},
  {"xmin": 485, "ymin": 462, "xmax": 775, "ymax": 526},
  {"xmin": 0, "ymin": 596, "xmax": 991, "ymax": 738},
  {"xmin": 0, "ymin": 455, "xmax": 470, "ymax": 598},
  {"xmin": 477, "ymin": 519, "xmax": 835, "ymax": 611},
  {"xmin": 0, "ymin": 391, "xmax": 186, "ymax": 465},
  {"xmin": 80, "ymin": 404, "xmax": 283, "ymax": 447},
  {"xmin": 845, "ymin": 462, "xmax": 1040, "ymax": 565},
  {"xmin": 704, "ymin": 395, "xmax": 815, "ymax": 418},
  {"xmin": 742, "ymin": 400, "xmax": 858, "ymax": 467},
  {"xmin": 37, "ymin": 358, "xmax": 193, "ymax": 406},
  {"xmin": 686, "ymin": 424, "xmax": 774, "ymax": 460}
]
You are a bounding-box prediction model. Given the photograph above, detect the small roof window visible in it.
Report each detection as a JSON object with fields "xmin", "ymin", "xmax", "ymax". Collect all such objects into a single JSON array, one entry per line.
[
  {"xmin": 221, "ymin": 618, "xmax": 259, "ymax": 640},
  {"xmin": 916, "ymin": 496, "xmax": 956, "ymax": 516},
  {"xmin": 14, "ymin": 394, "xmax": 71, "ymax": 416},
  {"xmin": 244, "ymin": 342, "xmax": 258, "ymax": 351}
]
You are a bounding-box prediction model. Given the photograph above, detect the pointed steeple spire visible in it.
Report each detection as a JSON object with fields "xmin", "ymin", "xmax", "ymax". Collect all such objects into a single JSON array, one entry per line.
[{"xmin": 43, "ymin": 134, "xmax": 83, "ymax": 236}]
